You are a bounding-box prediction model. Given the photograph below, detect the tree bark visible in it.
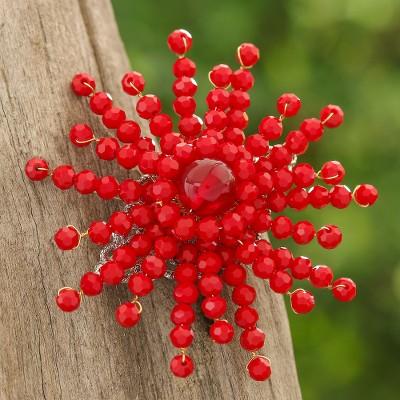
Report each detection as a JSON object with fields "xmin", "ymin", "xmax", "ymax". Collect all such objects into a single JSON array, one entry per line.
[{"xmin": 0, "ymin": 1, "xmax": 302, "ymax": 399}]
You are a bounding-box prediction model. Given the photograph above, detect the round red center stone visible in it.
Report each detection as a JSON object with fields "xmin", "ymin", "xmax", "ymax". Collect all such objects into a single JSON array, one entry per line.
[{"xmin": 180, "ymin": 159, "xmax": 236, "ymax": 216}]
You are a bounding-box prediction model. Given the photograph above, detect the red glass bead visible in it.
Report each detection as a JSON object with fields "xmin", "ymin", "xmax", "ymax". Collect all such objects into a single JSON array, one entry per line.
[
  {"xmin": 173, "ymin": 77, "xmax": 197, "ymax": 97},
  {"xmin": 95, "ymin": 137, "xmax": 119, "ymax": 161},
  {"xmin": 293, "ymin": 163, "xmax": 315, "ymax": 188},
  {"xmin": 136, "ymin": 95, "xmax": 161, "ymax": 119},
  {"xmin": 155, "ymin": 203, "xmax": 180, "ymax": 228},
  {"xmin": 173, "ymin": 216, "xmax": 196, "ymax": 241},
  {"xmin": 89, "ymin": 92, "xmax": 112, "ymax": 115},
  {"xmin": 237, "ymin": 43, "xmax": 260, "ymax": 67},
  {"xmin": 209, "ymin": 64, "xmax": 232, "ymax": 88},
  {"xmin": 173, "ymin": 282, "xmax": 199, "ymax": 304},
  {"xmin": 74, "ymin": 170, "xmax": 97, "ymax": 194},
  {"xmin": 100, "ymin": 261, "xmax": 124, "ymax": 285},
  {"xmin": 269, "ymin": 145, "xmax": 292, "ymax": 168},
  {"xmin": 267, "ymin": 190, "xmax": 286, "ymax": 213},
  {"xmin": 253, "ymin": 172, "xmax": 273, "ymax": 195},
  {"xmin": 170, "ymin": 354, "xmax": 194, "ymax": 378},
  {"xmin": 300, "ymin": 118, "xmax": 324, "ymax": 141},
  {"xmin": 236, "ymin": 240, "xmax": 258, "ymax": 264},
  {"xmin": 80, "ymin": 272, "xmax": 103, "ymax": 296},
  {"xmin": 113, "ymin": 246, "xmax": 136, "ymax": 270},
  {"xmin": 116, "ymin": 120, "xmax": 141, "ymax": 143},
  {"xmin": 231, "ymin": 69, "xmax": 254, "ymax": 90},
  {"xmin": 198, "ymin": 275, "xmax": 223, "ymax": 296},
  {"xmin": 319, "ymin": 160, "xmax": 345, "ymax": 185},
  {"xmin": 130, "ymin": 234, "xmax": 152, "ymax": 257},
  {"xmin": 174, "ymin": 142, "xmax": 195, "ymax": 165},
  {"xmin": 269, "ymin": 270, "xmax": 293, "ymax": 294},
  {"xmin": 71, "ymin": 73, "xmax": 95, "ymax": 96},
  {"xmin": 290, "ymin": 289, "xmax": 315, "ymax": 314},
  {"xmin": 160, "ymin": 132, "xmax": 182, "ymax": 155},
  {"xmin": 201, "ymin": 296, "xmax": 227, "ymax": 319},
  {"xmin": 174, "ymin": 263, "xmax": 197, "ymax": 283},
  {"xmin": 291, "ymin": 256, "xmax": 312, "ymax": 280},
  {"xmin": 177, "ymin": 244, "xmax": 198, "ymax": 263},
  {"xmin": 171, "ymin": 304, "xmax": 195, "ymax": 325},
  {"xmin": 54, "ymin": 226, "xmax": 80, "ymax": 250},
  {"xmin": 157, "ymin": 156, "xmax": 180, "ymax": 179},
  {"xmin": 273, "ymin": 167, "xmax": 293, "ymax": 192},
  {"xmin": 173, "ymin": 57, "xmax": 196, "ymax": 77},
  {"xmin": 204, "ymin": 110, "xmax": 228, "ymax": 131},
  {"xmin": 173, "ymin": 96, "xmax": 196, "ymax": 117},
  {"xmin": 353, "ymin": 184, "xmax": 378, "ymax": 207},
  {"xmin": 287, "ymin": 187, "xmax": 309, "ymax": 210},
  {"xmin": 332, "ymin": 278, "xmax": 357, "ymax": 302},
  {"xmin": 224, "ymin": 127, "xmax": 245, "ymax": 145},
  {"xmin": 137, "ymin": 137, "xmax": 156, "ymax": 152},
  {"xmin": 108, "ymin": 212, "xmax": 132, "ymax": 235},
  {"xmin": 102, "ymin": 108, "xmax": 126, "ymax": 129},
  {"xmin": 310, "ymin": 265, "xmax": 333, "ymax": 288},
  {"xmin": 154, "ymin": 236, "xmax": 178, "ymax": 259},
  {"xmin": 227, "ymin": 109, "xmax": 248, "ymax": 129},
  {"xmin": 197, "ymin": 217, "xmax": 220, "ymax": 242},
  {"xmin": 252, "ymin": 256, "xmax": 275, "ymax": 279},
  {"xmin": 245, "ymin": 134, "xmax": 269, "ymax": 156},
  {"xmin": 130, "ymin": 204, "xmax": 155, "ymax": 227},
  {"xmin": 317, "ymin": 225, "xmax": 342, "ymax": 249},
  {"xmin": 168, "ymin": 29, "xmax": 192, "ymax": 54},
  {"xmin": 308, "ymin": 185, "xmax": 330, "ymax": 209},
  {"xmin": 88, "ymin": 221, "xmax": 111, "ymax": 245},
  {"xmin": 240, "ymin": 327, "xmax": 265, "ymax": 351},
  {"xmin": 222, "ymin": 263, "xmax": 247, "ymax": 286},
  {"xmin": 221, "ymin": 212, "xmax": 244, "ymax": 238},
  {"xmin": 128, "ymin": 273, "xmax": 153, "ymax": 296},
  {"xmin": 233, "ymin": 158, "xmax": 256, "ymax": 181},
  {"xmin": 119, "ymin": 180, "xmax": 141, "ymax": 204},
  {"xmin": 170, "ymin": 326, "xmax": 194, "ymax": 348},
  {"xmin": 277, "ymin": 93, "xmax": 301, "ymax": 117},
  {"xmin": 258, "ymin": 116, "xmax": 282, "ymax": 140},
  {"xmin": 235, "ymin": 306, "xmax": 259, "ymax": 328},
  {"xmin": 330, "ymin": 185, "xmax": 352, "ymax": 208},
  {"xmin": 206, "ymin": 88, "xmax": 230, "ymax": 110},
  {"xmin": 230, "ymin": 90, "xmax": 250, "ymax": 111},
  {"xmin": 285, "ymin": 130, "xmax": 309, "ymax": 155},
  {"xmin": 25, "ymin": 157, "xmax": 49, "ymax": 181},
  {"xmin": 178, "ymin": 115, "xmax": 203, "ymax": 137},
  {"xmin": 197, "ymin": 251, "xmax": 223, "ymax": 275},
  {"xmin": 252, "ymin": 210, "xmax": 272, "ymax": 233},
  {"xmin": 320, "ymin": 104, "xmax": 344, "ymax": 128},
  {"xmin": 117, "ymin": 145, "xmax": 139, "ymax": 169},
  {"xmin": 121, "ymin": 71, "xmax": 145, "ymax": 95},
  {"xmin": 247, "ymin": 356, "xmax": 271, "ymax": 381},
  {"xmin": 256, "ymin": 239, "xmax": 273, "ymax": 256},
  {"xmin": 235, "ymin": 181, "xmax": 259, "ymax": 203},
  {"xmin": 115, "ymin": 302, "xmax": 141, "ymax": 328},
  {"xmin": 292, "ymin": 221, "xmax": 315, "ymax": 244},
  {"xmin": 139, "ymin": 151, "xmax": 159, "ymax": 174},
  {"xmin": 55, "ymin": 288, "xmax": 81, "ymax": 312},
  {"xmin": 96, "ymin": 176, "xmax": 119, "ymax": 200},
  {"xmin": 210, "ymin": 320, "xmax": 234, "ymax": 344},
  {"xmin": 51, "ymin": 165, "xmax": 75, "ymax": 190},
  {"xmin": 148, "ymin": 114, "xmax": 173, "ymax": 137},
  {"xmin": 272, "ymin": 247, "xmax": 293, "ymax": 270},
  {"xmin": 232, "ymin": 284, "xmax": 256, "ymax": 306},
  {"xmin": 69, "ymin": 124, "xmax": 95, "ymax": 147},
  {"xmin": 271, "ymin": 216, "xmax": 292, "ymax": 239}
]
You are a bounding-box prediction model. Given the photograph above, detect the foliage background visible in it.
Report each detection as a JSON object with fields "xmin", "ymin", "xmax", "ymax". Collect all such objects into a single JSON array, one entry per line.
[{"xmin": 112, "ymin": 0, "xmax": 400, "ymax": 398}]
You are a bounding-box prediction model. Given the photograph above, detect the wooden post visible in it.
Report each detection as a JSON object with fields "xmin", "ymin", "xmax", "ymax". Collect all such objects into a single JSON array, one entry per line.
[{"xmin": 0, "ymin": 0, "xmax": 302, "ymax": 398}]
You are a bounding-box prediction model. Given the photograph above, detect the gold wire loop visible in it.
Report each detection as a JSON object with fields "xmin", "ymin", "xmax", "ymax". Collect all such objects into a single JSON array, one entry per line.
[
  {"xmin": 129, "ymin": 81, "xmax": 143, "ymax": 97},
  {"xmin": 246, "ymin": 353, "xmax": 271, "ymax": 369},
  {"xmin": 321, "ymin": 112, "xmax": 334, "ymax": 125},
  {"xmin": 82, "ymin": 81, "xmax": 95, "ymax": 96},
  {"xmin": 180, "ymin": 348, "xmax": 187, "ymax": 364},
  {"xmin": 131, "ymin": 296, "xmax": 143, "ymax": 314}
]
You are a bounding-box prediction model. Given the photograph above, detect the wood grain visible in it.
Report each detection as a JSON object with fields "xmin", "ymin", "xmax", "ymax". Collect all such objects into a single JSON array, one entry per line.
[{"xmin": 0, "ymin": 1, "xmax": 302, "ymax": 399}]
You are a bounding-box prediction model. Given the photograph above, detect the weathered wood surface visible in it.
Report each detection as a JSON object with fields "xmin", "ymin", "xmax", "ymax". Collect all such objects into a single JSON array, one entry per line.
[{"xmin": 0, "ymin": 1, "xmax": 302, "ymax": 399}]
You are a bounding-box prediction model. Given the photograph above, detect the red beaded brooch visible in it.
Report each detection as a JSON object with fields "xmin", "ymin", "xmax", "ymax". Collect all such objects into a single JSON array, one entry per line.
[{"xmin": 25, "ymin": 29, "xmax": 378, "ymax": 381}]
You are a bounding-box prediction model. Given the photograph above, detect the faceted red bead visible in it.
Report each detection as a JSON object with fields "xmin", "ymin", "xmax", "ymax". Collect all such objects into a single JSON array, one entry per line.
[
  {"xmin": 178, "ymin": 115, "xmax": 203, "ymax": 137},
  {"xmin": 285, "ymin": 130, "xmax": 309, "ymax": 155},
  {"xmin": 267, "ymin": 190, "xmax": 287, "ymax": 213},
  {"xmin": 173, "ymin": 57, "xmax": 196, "ymax": 77},
  {"xmin": 310, "ymin": 265, "xmax": 333, "ymax": 288},
  {"xmin": 272, "ymin": 247, "xmax": 293, "ymax": 270},
  {"xmin": 100, "ymin": 261, "xmax": 124, "ymax": 285},
  {"xmin": 116, "ymin": 120, "xmax": 141, "ymax": 143},
  {"xmin": 291, "ymin": 256, "xmax": 312, "ymax": 280},
  {"xmin": 233, "ymin": 159, "xmax": 256, "ymax": 181},
  {"xmin": 128, "ymin": 273, "xmax": 153, "ymax": 296},
  {"xmin": 300, "ymin": 118, "xmax": 324, "ymax": 141},
  {"xmin": 173, "ymin": 282, "xmax": 199, "ymax": 304},
  {"xmin": 170, "ymin": 354, "xmax": 194, "ymax": 378},
  {"xmin": 273, "ymin": 167, "xmax": 293, "ymax": 192},
  {"xmin": 235, "ymin": 181, "xmax": 259, "ymax": 203},
  {"xmin": 287, "ymin": 187, "xmax": 309, "ymax": 210},
  {"xmin": 174, "ymin": 142, "xmax": 196, "ymax": 164},
  {"xmin": 177, "ymin": 244, "xmax": 197, "ymax": 263},
  {"xmin": 235, "ymin": 203, "xmax": 256, "ymax": 225},
  {"xmin": 171, "ymin": 303, "xmax": 195, "ymax": 325},
  {"xmin": 268, "ymin": 145, "xmax": 292, "ymax": 168},
  {"xmin": 209, "ymin": 64, "xmax": 232, "ymax": 88},
  {"xmin": 173, "ymin": 96, "xmax": 196, "ymax": 117},
  {"xmin": 25, "ymin": 157, "xmax": 49, "ymax": 181},
  {"xmin": 290, "ymin": 289, "xmax": 315, "ymax": 314},
  {"xmin": 330, "ymin": 185, "xmax": 352, "ymax": 208},
  {"xmin": 170, "ymin": 326, "xmax": 194, "ymax": 348},
  {"xmin": 102, "ymin": 108, "xmax": 126, "ymax": 129},
  {"xmin": 221, "ymin": 212, "xmax": 244, "ymax": 238},
  {"xmin": 167, "ymin": 29, "xmax": 192, "ymax": 54},
  {"xmin": 222, "ymin": 263, "xmax": 247, "ymax": 286},
  {"xmin": 240, "ymin": 327, "xmax": 265, "ymax": 351},
  {"xmin": 269, "ymin": 270, "xmax": 293, "ymax": 294},
  {"xmin": 96, "ymin": 176, "xmax": 119, "ymax": 200},
  {"xmin": 247, "ymin": 356, "xmax": 271, "ymax": 381},
  {"xmin": 157, "ymin": 156, "xmax": 180, "ymax": 179},
  {"xmin": 71, "ymin": 73, "xmax": 95, "ymax": 96},
  {"xmin": 224, "ymin": 127, "xmax": 245, "ymax": 145},
  {"xmin": 136, "ymin": 95, "xmax": 162, "ymax": 119},
  {"xmin": 173, "ymin": 77, "xmax": 197, "ymax": 97},
  {"xmin": 258, "ymin": 116, "xmax": 282, "ymax": 140},
  {"xmin": 121, "ymin": 71, "xmax": 145, "ymax": 95},
  {"xmin": 353, "ymin": 184, "xmax": 378, "ymax": 207},
  {"xmin": 198, "ymin": 274, "xmax": 223, "ymax": 296},
  {"xmin": 54, "ymin": 226, "xmax": 80, "ymax": 250},
  {"xmin": 130, "ymin": 204, "xmax": 155, "ymax": 227},
  {"xmin": 119, "ymin": 179, "xmax": 141, "ymax": 203},
  {"xmin": 308, "ymin": 185, "xmax": 330, "ymax": 209},
  {"xmin": 230, "ymin": 90, "xmax": 250, "ymax": 111},
  {"xmin": 155, "ymin": 203, "xmax": 180, "ymax": 228},
  {"xmin": 245, "ymin": 134, "xmax": 269, "ymax": 156},
  {"xmin": 256, "ymin": 239, "xmax": 273, "ymax": 256},
  {"xmin": 293, "ymin": 163, "xmax": 315, "ymax": 187},
  {"xmin": 174, "ymin": 263, "xmax": 197, "ymax": 283},
  {"xmin": 115, "ymin": 302, "xmax": 141, "ymax": 328},
  {"xmin": 210, "ymin": 320, "xmax": 234, "ymax": 344},
  {"xmin": 252, "ymin": 210, "xmax": 272, "ymax": 233},
  {"xmin": 197, "ymin": 217, "xmax": 220, "ymax": 242},
  {"xmin": 232, "ymin": 284, "xmax": 256, "ymax": 306},
  {"xmin": 292, "ymin": 221, "xmax": 315, "ymax": 244},
  {"xmin": 271, "ymin": 216, "xmax": 292, "ymax": 239},
  {"xmin": 80, "ymin": 272, "xmax": 103, "ymax": 296},
  {"xmin": 277, "ymin": 93, "xmax": 301, "ymax": 117},
  {"xmin": 236, "ymin": 240, "xmax": 258, "ymax": 264},
  {"xmin": 204, "ymin": 110, "xmax": 228, "ymax": 131},
  {"xmin": 319, "ymin": 160, "xmax": 345, "ymax": 185},
  {"xmin": 149, "ymin": 114, "xmax": 173, "ymax": 137},
  {"xmin": 252, "ymin": 256, "xmax": 275, "ymax": 279},
  {"xmin": 320, "ymin": 104, "xmax": 344, "ymax": 128},
  {"xmin": 254, "ymin": 172, "xmax": 273, "ymax": 194},
  {"xmin": 206, "ymin": 88, "xmax": 230, "ymax": 110},
  {"xmin": 235, "ymin": 306, "xmax": 259, "ymax": 328},
  {"xmin": 56, "ymin": 288, "xmax": 81, "ymax": 312},
  {"xmin": 237, "ymin": 43, "xmax": 260, "ymax": 67},
  {"xmin": 227, "ymin": 109, "xmax": 248, "ymax": 129},
  {"xmin": 138, "ymin": 151, "xmax": 159, "ymax": 174},
  {"xmin": 231, "ymin": 69, "xmax": 254, "ymax": 91},
  {"xmin": 197, "ymin": 251, "xmax": 223, "ymax": 275},
  {"xmin": 108, "ymin": 212, "xmax": 132, "ymax": 235},
  {"xmin": 95, "ymin": 137, "xmax": 119, "ymax": 161},
  {"xmin": 201, "ymin": 296, "xmax": 227, "ymax": 319},
  {"xmin": 74, "ymin": 170, "xmax": 97, "ymax": 194},
  {"xmin": 113, "ymin": 246, "xmax": 137, "ymax": 269},
  {"xmin": 52, "ymin": 165, "xmax": 75, "ymax": 190},
  {"xmin": 332, "ymin": 278, "xmax": 357, "ymax": 302},
  {"xmin": 88, "ymin": 221, "xmax": 111, "ymax": 245},
  {"xmin": 154, "ymin": 236, "xmax": 178, "ymax": 259},
  {"xmin": 317, "ymin": 225, "xmax": 342, "ymax": 249},
  {"xmin": 137, "ymin": 137, "xmax": 156, "ymax": 152},
  {"xmin": 160, "ymin": 132, "xmax": 182, "ymax": 154},
  {"xmin": 117, "ymin": 145, "xmax": 139, "ymax": 169},
  {"xmin": 89, "ymin": 92, "xmax": 112, "ymax": 115},
  {"xmin": 69, "ymin": 124, "xmax": 95, "ymax": 147},
  {"xmin": 173, "ymin": 216, "xmax": 196, "ymax": 241}
]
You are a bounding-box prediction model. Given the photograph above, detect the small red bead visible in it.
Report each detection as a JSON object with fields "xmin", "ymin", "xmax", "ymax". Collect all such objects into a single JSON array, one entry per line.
[
  {"xmin": 102, "ymin": 108, "xmax": 126, "ymax": 129},
  {"xmin": 268, "ymin": 145, "xmax": 292, "ymax": 168},
  {"xmin": 227, "ymin": 109, "xmax": 248, "ymax": 129},
  {"xmin": 332, "ymin": 278, "xmax": 357, "ymax": 302},
  {"xmin": 136, "ymin": 95, "xmax": 162, "ymax": 119},
  {"xmin": 174, "ymin": 263, "xmax": 197, "ymax": 283},
  {"xmin": 310, "ymin": 265, "xmax": 333, "ymax": 288},
  {"xmin": 353, "ymin": 184, "xmax": 378, "ymax": 207},
  {"xmin": 167, "ymin": 29, "xmax": 192, "ymax": 55},
  {"xmin": 285, "ymin": 130, "xmax": 309, "ymax": 155},
  {"xmin": 52, "ymin": 165, "xmax": 75, "ymax": 190},
  {"xmin": 178, "ymin": 115, "xmax": 203, "ymax": 137},
  {"xmin": 293, "ymin": 163, "xmax": 315, "ymax": 188},
  {"xmin": 173, "ymin": 96, "xmax": 196, "ymax": 117},
  {"xmin": 224, "ymin": 127, "xmax": 245, "ymax": 145},
  {"xmin": 277, "ymin": 93, "xmax": 301, "ymax": 117},
  {"xmin": 272, "ymin": 167, "xmax": 293, "ymax": 192},
  {"xmin": 222, "ymin": 263, "xmax": 247, "ymax": 286},
  {"xmin": 319, "ymin": 160, "xmax": 345, "ymax": 185},
  {"xmin": 117, "ymin": 145, "xmax": 139, "ymax": 170},
  {"xmin": 236, "ymin": 240, "xmax": 258, "ymax": 264},
  {"xmin": 117, "ymin": 120, "xmax": 141, "ymax": 143},
  {"xmin": 55, "ymin": 288, "xmax": 81, "ymax": 312},
  {"xmin": 74, "ymin": 170, "xmax": 97, "ymax": 194},
  {"xmin": 204, "ymin": 110, "xmax": 228, "ymax": 131},
  {"xmin": 80, "ymin": 272, "xmax": 103, "ymax": 296},
  {"xmin": 173, "ymin": 77, "xmax": 197, "ymax": 97},
  {"xmin": 171, "ymin": 304, "xmax": 195, "ymax": 325},
  {"xmin": 108, "ymin": 212, "xmax": 132, "ymax": 235},
  {"xmin": 258, "ymin": 116, "xmax": 282, "ymax": 140},
  {"xmin": 198, "ymin": 274, "xmax": 223, "ymax": 296},
  {"xmin": 100, "ymin": 261, "xmax": 124, "ymax": 285},
  {"xmin": 170, "ymin": 325, "xmax": 194, "ymax": 348},
  {"xmin": 252, "ymin": 210, "xmax": 272, "ymax": 233},
  {"xmin": 69, "ymin": 124, "xmax": 95, "ymax": 147},
  {"xmin": 209, "ymin": 64, "xmax": 232, "ymax": 88},
  {"xmin": 154, "ymin": 236, "xmax": 178, "ymax": 259},
  {"xmin": 269, "ymin": 270, "xmax": 293, "ymax": 294},
  {"xmin": 89, "ymin": 92, "xmax": 112, "ymax": 115},
  {"xmin": 291, "ymin": 256, "xmax": 312, "ymax": 280},
  {"xmin": 173, "ymin": 216, "xmax": 197, "ymax": 241},
  {"xmin": 25, "ymin": 157, "xmax": 49, "ymax": 181},
  {"xmin": 292, "ymin": 221, "xmax": 315, "ymax": 244},
  {"xmin": 254, "ymin": 172, "xmax": 273, "ymax": 194},
  {"xmin": 231, "ymin": 69, "xmax": 254, "ymax": 91},
  {"xmin": 320, "ymin": 104, "xmax": 344, "ymax": 128},
  {"xmin": 221, "ymin": 212, "xmax": 244, "ymax": 238},
  {"xmin": 230, "ymin": 90, "xmax": 251, "ymax": 110},
  {"xmin": 138, "ymin": 151, "xmax": 159, "ymax": 174},
  {"xmin": 197, "ymin": 252, "xmax": 223, "ymax": 275},
  {"xmin": 272, "ymin": 247, "xmax": 293, "ymax": 270},
  {"xmin": 137, "ymin": 137, "xmax": 156, "ymax": 152},
  {"xmin": 252, "ymin": 256, "xmax": 275, "ymax": 279},
  {"xmin": 290, "ymin": 289, "xmax": 315, "ymax": 314},
  {"xmin": 317, "ymin": 225, "xmax": 342, "ymax": 249},
  {"xmin": 155, "ymin": 203, "xmax": 180, "ymax": 228},
  {"xmin": 173, "ymin": 282, "xmax": 199, "ymax": 304},
  {"xmin": 235, "ymin": 306, "xmax": 259, "ymax": 328},
  {"xmin": 232, "ymin": 284, "xmax": 256, "ymax": 306},
  {"xmin": 54, "ymin": 226, "xmax": 80, "ymax": 250},
  {"xmin": 157, "ymin": 156, "xmax": 180, "ymax": 179},
  {"xmin": 271, "ymin": 216, "xmax": 292, "ymax": 239},
  {"xmin": 308, "ymin": 185, "xmax": 330, "ymax": 209},
  {"xmin": 115, "ymin": 302, "xmax": 141, "ymax": 328},
  {"xmin": 128, "ymin": 273, "xmax": 153, "ymax": 296},
  {"xmin": 130, "ymin": 204, "xmax": 155, "ymax": 227},
  {"xmin": 177, "ymin": 244, "xmax": 198, "ymax": 263},
  {"xmin": 201, "ymin": 296, "xmax": 227, "ymax": 319},
  {"xmin": 160, "ymin": 132, "xmax": 182, "ymax": 154},
  {"xmin": 174, "ymin": 142, "xmax": 196, "ymax": 164},
  {"xmin": 113, "ymin": 246, "xmax": 137, "ymax": 269},
  {"xmin": 121, "ymin": 71, "xmax": 145, "ymax": 95},
  {"xmin": 245, "ymin": 134, "xmax": 269, "ymax": 156},
  {"xmin": 129, "ymin": 234, "xmax": 152, "ymax": 257},
  {"xmin": 210, "ymin": 320, "xmax": 234, "ymax": 344},
  {"xmin": 96, "ymin": 137, "xmax": 119, "ymax": 161},
  {"xmin": 173, "ymin": 57, "xmax": 196, "ymax": 77},
  {"xmin": 88, "ymin": 221, "xmax": 111, "ymax": 245},
  {"xmin": 237, "ymin": 43, "xmax": 260, "ymax": 67},
  {"xmin": 247, "ymin": 356, "xmax": 271, "ymax": 381},
  {"xmin": 170, "ymin": 354, "xmax": 194, "ymax": 378},
  {"xmin": 71, "ymin": 73, "xmax": 95, "ymax": 96},
  {"xmin": 240, "ymin": 327, "xmax": 265, "ymax": 351},
  {"xmin": 300, "ymin": 118, "xmax": 324, "ymax": 142},
  {"xmin": 286, "ymin": 187, "xmax": 309, "ymax": 210},
  {"xmin": 96, "ymin": 176, "xmax": 119, "ymax": 200},
  {"xmin": 206, "ymin": 88, "xmax": 230, "ymax": 110},
  {"xmin": 330, "ymin": 185, "xmax": 352, "ymax": 208},
  {"xmin": 197, "ymin": 217, "xmax": 220, "ymax": 242}
]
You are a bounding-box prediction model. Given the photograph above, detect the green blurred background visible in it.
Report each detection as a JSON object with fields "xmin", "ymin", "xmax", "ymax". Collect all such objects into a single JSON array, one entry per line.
[{"xmin": 112, "ymin": 0, "xmax": 400, "ymax": 398}]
